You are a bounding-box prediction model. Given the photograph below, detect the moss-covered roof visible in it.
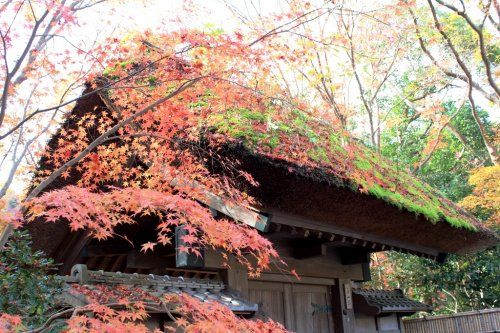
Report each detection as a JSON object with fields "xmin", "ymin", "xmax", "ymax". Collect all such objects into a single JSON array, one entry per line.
[{"xmin": 206, "ymin": 107, "xmax": 482, "ymax": 232}]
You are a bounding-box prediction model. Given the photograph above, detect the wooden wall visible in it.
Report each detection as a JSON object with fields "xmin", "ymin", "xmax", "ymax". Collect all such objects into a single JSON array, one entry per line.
[
  {"xmin": 403, "ymin": 308, "xmax": 500, "ymax": 333},
  {"xmin": 207, "ymin": 242, "xmax": 365, "ymax": 333}
]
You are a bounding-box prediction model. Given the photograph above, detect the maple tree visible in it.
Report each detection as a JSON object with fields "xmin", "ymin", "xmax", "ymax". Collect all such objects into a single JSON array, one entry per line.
[
  {"xmin": 369, "ymin": 87, "xmax": 498, "ymax": 315},
  {"xmin": 0, "ymin": 0, "xmax": 497, "ymax": 330},
  {"xmin": 227, "ymin": 0, "xmax": 498, "ymax": 166},
  {"xmin": 1, "ymin": 26, "xmax": 298, "ymax": 331}
]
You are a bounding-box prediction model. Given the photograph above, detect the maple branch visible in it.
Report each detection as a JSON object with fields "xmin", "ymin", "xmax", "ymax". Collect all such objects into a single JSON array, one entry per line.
[
  {"xmin": 0, "ymin": 29, "xmax": 11, "ymax": 129},
  {"xmin": 12, "ymin": 5, "xmax": 67, "ymax": 87},
  {"xmin": 0, "ymin": 84, "xmax": 39, "ymax": 199},
  {"xmin": 24, "ymin": 301, "xmax": 177, "ymax": 333},
  {"xmin": 72, "ymin": 0, "xmax": 109, "ymax": 11},
  {"xmin": 26, "ymin": 77, "xmax": 202, "ymax": 201},
  {"xmin": 102, "ymin": 132, "xmax": 232, "ymax": 177},
  {"xmin": 0, "ymin": 47, "xmax": 194, "ymax": 141},
  {"xmin": 341, "ymin": 12, "xmax": 377, "ymax": 148},
  {"xmin": 248, "ymin": 6, "xmax": 333, "ymax": 47},
  {"xmin": 415, "ymin": 88, "xmax": 468, "ymax": 172},
  {"xmin": 24, "ymin": 307, "xmax": 76, "ymax": 333},
  {"xmin": 35, "ymin": 33, "xmax": 106, "ymax": 69},
  {"xmin": 0, "ymin": 0, "xmax": 13, "ymax": 14},
  {"xmin": 427, "ymin": 0, "xmax": 476, "ymax": 86},
  {"xmin": 0, "ymin": 1, "xmax": 52, "ymax": 127},
  {"xmin": 212, "ymin": 76, "xmax": 332, "ymax": 128},
  {"xmin": 0, "ymin": 0, "xmax": 113, "ymax": 131}
]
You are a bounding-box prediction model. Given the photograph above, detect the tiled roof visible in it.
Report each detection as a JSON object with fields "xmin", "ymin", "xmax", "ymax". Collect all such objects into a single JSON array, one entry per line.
[
  {"xmin": 352, "ymin": 288, "xmax": 432, "ymax": 315},
  {"xmin": 60, "ymin": 264, "xmax": 258, "ymax": 314}
]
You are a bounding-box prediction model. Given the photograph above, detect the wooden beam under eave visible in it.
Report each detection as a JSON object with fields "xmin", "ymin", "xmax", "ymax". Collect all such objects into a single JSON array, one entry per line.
[
  {"xmin": 267, "ymin": 211, "xmax": 442, "ymax": 258},
  {"xmin": 170, "ymin": 177, "xmax": 270, "ymax": 232},
  {"xmin": 292, "ymin": 239, "xmax": 323, "ymax": 259}
]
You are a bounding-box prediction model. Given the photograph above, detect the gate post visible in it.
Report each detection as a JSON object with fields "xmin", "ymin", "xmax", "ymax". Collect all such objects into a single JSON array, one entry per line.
[{"xmin": 331, "ymin": 278, "xmax": 356, "ymax": 333}]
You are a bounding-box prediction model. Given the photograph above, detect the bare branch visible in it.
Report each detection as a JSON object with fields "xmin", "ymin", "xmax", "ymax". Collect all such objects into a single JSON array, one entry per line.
[
  {"xmin": 409, "ymin": 8, "xmax": 499, "ymax": 104},
  {"xmin": 433, "ymin": 0, "xmax": 499, "ymax": 96},
  {"xmin": 415, "ymin": 91, "xmax": 467, "ymax": 172},
  {"xmin": 427, "ymin": 0, "xmax": 499, "ymax": 164}
]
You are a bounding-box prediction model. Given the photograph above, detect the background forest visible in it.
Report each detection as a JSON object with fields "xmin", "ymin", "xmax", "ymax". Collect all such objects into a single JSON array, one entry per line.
[{"xmin": 0, "ymin": 0, "xmax": 498, "ymax": 330}]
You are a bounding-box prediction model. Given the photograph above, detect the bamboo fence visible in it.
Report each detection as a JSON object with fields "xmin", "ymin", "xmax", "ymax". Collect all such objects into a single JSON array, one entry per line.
[{"xmin": 403, "ymin": 308, "xmax": 499, "ymax": 333}]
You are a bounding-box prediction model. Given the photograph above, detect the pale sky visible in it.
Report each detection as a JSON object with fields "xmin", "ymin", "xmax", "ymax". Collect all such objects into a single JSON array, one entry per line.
[{"xmin": 0, "ymin": 0, "xmax": 269, "ymax": 195}]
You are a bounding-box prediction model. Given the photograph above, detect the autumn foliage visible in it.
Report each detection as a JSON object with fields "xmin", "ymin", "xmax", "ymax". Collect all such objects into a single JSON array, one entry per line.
[
  {"xmin": 64, "ymin": 284, "xmax": 287, "ymax": 333},
  {"xmin": 1, "ymin": 0, "xmax": 498, "ymax": 330},
  {"xmin": 27, "ymin": 186, "xmax": 278, "ymax": 276},
  {"xmin": 460, "ymin": 166, "xmax": 500, "ymax": 228},
  {"xmin": 5, "ymin": 29, "xmax": 292, "ymax": 331}
]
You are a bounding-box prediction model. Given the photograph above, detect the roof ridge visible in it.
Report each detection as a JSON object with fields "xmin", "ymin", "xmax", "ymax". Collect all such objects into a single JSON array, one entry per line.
[{"xmin": 67, "ymin": 264, "xmax": 225, "ymax": 291}]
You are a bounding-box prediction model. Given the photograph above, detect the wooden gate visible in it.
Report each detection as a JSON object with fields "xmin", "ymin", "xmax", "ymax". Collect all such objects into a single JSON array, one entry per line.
[{"xmin": 248, "ymin": 280, "xmax": 334, "ymax": 333}]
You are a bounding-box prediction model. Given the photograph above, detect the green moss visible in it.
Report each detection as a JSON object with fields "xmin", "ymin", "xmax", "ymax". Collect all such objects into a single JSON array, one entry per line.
[
  {"xmin": 308, "ymin": 147, "xmax": 329, "ymax": 163},
  {"xmin": 355, "ymin": 158, "xmax": 372, "ymax": 171},
  {"xmin": 445, "ymin": 216, "xmax": 476, "ymax": 231},
  {"xmin": 268, "ymin": 135, "xmax": 280, "ymax": 150},
  {"xmin": 278, "ymin": 123, "xmax": 293, "ymax": 133},
  {"xmin": 329, "ymin": 132, "xmax": 347, "ymax": 155},
  {"xmin": 368, "ymin": 184, "xmax": 443, "ymax": 223},
  {"xmin": 209, "ymin": 108, "xmax": 272, "ymax": 147},
  {"xmin": 148, "ymin": 76, "xmax": 158, "ymax": 86},
  {"xmin": 207, "ymin": 105, "xmax": 476, "ymax": 232}
]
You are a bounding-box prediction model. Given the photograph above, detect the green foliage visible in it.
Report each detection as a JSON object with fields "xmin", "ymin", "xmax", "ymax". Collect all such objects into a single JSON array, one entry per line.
[
  {"xmin": 370, "ymin": 248, "xmax": 500, "ymax": 314},
  {"xmin": 373, "ymin": 85, "xmax": 499, "ymax": 314},
  {"xmin": 382, "ymin": 99, "xmax": 492, "ymax": 201},
  {"xmin": 0, "ymin": 230, "xmax": 61, "ymax": 328},
  {"xmin": 209, "ymin": 107, "xmax": 271, "ymax": 146}
]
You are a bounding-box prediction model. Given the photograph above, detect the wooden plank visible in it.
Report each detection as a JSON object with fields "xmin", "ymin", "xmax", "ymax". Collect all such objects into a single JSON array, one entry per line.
[
  {"xmin": 267, "ymin": 210, "xmax": 441, "ymax": 257},
  {"xmin": 126, "ymin": 251, "xmax": 169, "ymax": 269},
  {"xmin": 283, "ymin": 283, "xmax": 295, "ymax": 331},
  {"xmin": 292, "ymin": 239, "xmax": 323, "ymax": 259},
  {"xmin": 222, "ymin": 264, "xmax": 248, "ymax": 297},
  {"xmin": 170, "ymin": 177, "xmax": 269, "ymax": 231},
  {"xmin": 292, "ymin": 284, "xmax": 333, "ymax": 333},
  {"xmin": 86, "ymin": 243, "xmax": 131, "ymax": 256},
  {"xmin": 252, "ymin": 273, "xmax": 336, "ymax": 286},
  {"xmin": 260, "ymin": 243, "xmax": 365, "ymax": 281},
  {"xmin": 249, "ymin": 280, "xmax": 337, "ymax": 333},
  {"xmin": 59, "ymin": 231, "xmax": 90, "ymax": 275},
  {"xmin": 338, "ymin": 247, "xmax": 370, "ymax": 265},
  {"xmin": 248, "ymin": 281, "xmax": 286, "ymax": 326},
  {"xmin": 110, "ymin": 254, "xmax": 127, "ymax": 272},
  {"xmin": 403, "ymin": 308, "xmax": 500, "ymax": 333}
]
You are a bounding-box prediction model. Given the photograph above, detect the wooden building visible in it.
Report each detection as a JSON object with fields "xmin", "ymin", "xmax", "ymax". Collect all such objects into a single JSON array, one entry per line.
[{"xmin": 25, "ymin": 90, "xmax": 498, "ymax": 333}]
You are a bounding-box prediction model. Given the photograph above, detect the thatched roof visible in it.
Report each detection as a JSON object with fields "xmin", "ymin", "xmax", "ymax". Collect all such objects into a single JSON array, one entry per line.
[
  {"xmin": 207, "ymin": 107, "xmax": 481, "ymax": 232},
  {"xmin": 25, "ymin": 86, "xmax": 498, "ymax": 259}
]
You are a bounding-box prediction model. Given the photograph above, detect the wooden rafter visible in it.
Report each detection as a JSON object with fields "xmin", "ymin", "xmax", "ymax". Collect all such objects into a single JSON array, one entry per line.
[{"xmin": 267, "ymin": 222, "xmax": 440, "ymax": 261}]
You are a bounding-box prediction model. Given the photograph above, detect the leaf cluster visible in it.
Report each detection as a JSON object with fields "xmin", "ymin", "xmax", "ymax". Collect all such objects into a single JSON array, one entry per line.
[{"xmin": 0, "ymin": 230, "xmax": 61, "ymax": 328}]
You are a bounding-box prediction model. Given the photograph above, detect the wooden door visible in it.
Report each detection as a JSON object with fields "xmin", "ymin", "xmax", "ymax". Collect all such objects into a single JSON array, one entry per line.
[
  {"xmin": 248, "ymin": 281, "xmax": 287, "ymax": 326},
  {"xmin": 248, "ymin": 281, "xmax": 334, "ymax": 333},
  {"xmin": 292, "ymin": 284, "xmax": 333, "ymax": 333}
]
